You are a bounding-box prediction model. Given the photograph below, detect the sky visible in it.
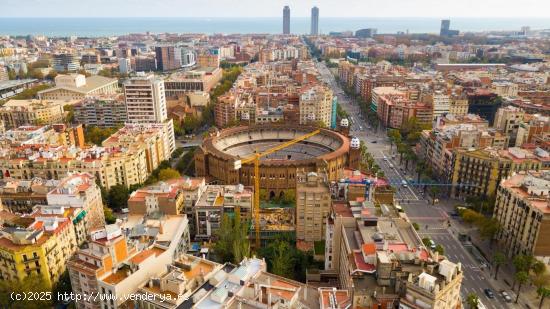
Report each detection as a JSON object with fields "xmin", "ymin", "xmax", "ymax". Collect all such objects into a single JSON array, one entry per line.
[{"xmin": 1, "ymin": 0, "xmax": 549, "ymax": 18}]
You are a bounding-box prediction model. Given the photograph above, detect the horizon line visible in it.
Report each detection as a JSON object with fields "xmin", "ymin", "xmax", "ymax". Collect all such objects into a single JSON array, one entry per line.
[{"xmin": 1, "ymin": 16, "xmax": 549, "ymax": 19}]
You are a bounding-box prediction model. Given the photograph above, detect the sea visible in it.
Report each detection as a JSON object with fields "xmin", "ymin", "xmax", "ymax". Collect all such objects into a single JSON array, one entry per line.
[{"xmin": 1, "ymin": 17, "xmax": 550, "ymax": 37}]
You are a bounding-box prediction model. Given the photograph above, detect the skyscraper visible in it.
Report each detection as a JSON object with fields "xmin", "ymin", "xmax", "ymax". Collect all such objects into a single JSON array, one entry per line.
[
  {"xmin": 310, "ymin": 6, "xmax": 319, "ymax": 35},
  {"xmin": 440, "ymin": 19, "xmax": 450, "ymax": 36},
  {"xmin": 283, "ymin": 6, "xmax": 290, "ymax": 34},
  {"xmin": 155, "ymin": 45, "xmax": 178, "ymax": 71},
  {"xmin": 440, "ymin": 19, "xmax": 459, "ymax": 36}
]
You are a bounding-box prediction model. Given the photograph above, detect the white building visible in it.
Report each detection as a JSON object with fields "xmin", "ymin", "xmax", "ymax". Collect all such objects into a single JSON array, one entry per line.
[
  {"xmin": 118, "ymin": 58, "xmax": 132, "ymax": 75},
  {"xmin": 432, "ymin": 92, "xmax": 451, "ymax": 119},
  {"xmin": 124, "ymin": 73, "xmax": 168, "ymax": 124},
  {"xmin": 299, "ymin": 85, "xmax": 333, "ymax": 127}
]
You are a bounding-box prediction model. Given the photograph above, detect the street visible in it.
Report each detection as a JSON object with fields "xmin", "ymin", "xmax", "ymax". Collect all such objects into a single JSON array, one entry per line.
[{"xmin": 315, "ymin": 61, "xmax": 516, "ymax": 309}]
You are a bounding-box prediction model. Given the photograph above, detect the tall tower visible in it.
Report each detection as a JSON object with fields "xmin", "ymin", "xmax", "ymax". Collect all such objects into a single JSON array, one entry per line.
[
  {"xmin": 440, "ymin": 19, "xmax": 450, "ymax": 36},
  {"xmin": 283, "ymin": 6, "xmax": 291, "ymax": 34},
  {"xmin": 310, "ymin": 6, "xmax": 319, "ymax": 35},
  {"xmin": 124, "ymin": 73, "xmax": 167, "ymax": 124}
]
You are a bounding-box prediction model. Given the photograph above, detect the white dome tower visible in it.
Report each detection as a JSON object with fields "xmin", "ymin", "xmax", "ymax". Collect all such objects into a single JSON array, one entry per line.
[
  {"xmin": 340, "ymin": 118, "xmax": 349, "ymax": 127},
  {"xmin": 351, "ymin": 137, "xmax": 360, "ymax": 149}
]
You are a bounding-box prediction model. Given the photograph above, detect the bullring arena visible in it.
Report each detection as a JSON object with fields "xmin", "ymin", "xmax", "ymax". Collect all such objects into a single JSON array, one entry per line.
[{"xmin": 195, "ymin": 125, "xmax": 360, "ymax": 196}]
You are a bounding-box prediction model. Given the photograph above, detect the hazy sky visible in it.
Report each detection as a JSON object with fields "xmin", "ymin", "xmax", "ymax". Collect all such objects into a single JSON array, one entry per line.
[{"xmin": 2, "ymin": 0, "xmax": 549, "ymax": 17}]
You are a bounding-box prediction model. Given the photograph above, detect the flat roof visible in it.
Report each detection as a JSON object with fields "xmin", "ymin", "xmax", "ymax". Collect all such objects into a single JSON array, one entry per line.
[{"xmin": 0, "ymin": 79, "xmax": 38, "ymax": 91}]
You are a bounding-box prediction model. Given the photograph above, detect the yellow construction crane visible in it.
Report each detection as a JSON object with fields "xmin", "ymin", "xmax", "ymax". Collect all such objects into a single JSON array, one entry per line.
[{"xmin": 234, "ymin": 129, "xmax": 321, "ymax": 248}]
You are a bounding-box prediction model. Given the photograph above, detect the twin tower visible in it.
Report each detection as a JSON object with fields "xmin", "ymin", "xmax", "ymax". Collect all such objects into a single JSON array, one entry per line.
[{"xmin": 283, "ymin": 6, "xmax": 319, "ymax": 35}]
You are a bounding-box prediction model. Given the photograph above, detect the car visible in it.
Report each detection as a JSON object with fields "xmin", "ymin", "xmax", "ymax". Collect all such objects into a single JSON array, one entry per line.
[
  {"xmin": 428, "ymin": 239, "xmax": 436, "ymax": 250},
  {"xmin": 484, "ymin": 288, "xmax": 495, "ymax": 299},
  {"xmin": 121, "ymin": 208, "xmax": 129, "ymax": 214},
  {"xmin": 371, "ymin": 140, "xmax": 377, "ymax": 143},
  {"xmin": 389, "ymin": 163, "xmax": 394, "ymax": 168},
  {"xmin": 500, "ymin": 291, "xmax": 512, "ymax": 303}
]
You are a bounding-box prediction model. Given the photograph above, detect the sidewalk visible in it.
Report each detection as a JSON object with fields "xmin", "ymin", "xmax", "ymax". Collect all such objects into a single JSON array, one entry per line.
[{"xmin": 440, "ymin": 201, "xmax": 539, "ymax": 309}]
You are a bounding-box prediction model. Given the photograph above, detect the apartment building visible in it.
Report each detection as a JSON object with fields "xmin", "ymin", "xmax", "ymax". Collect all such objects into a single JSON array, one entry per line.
[
  {"xmin": 73, "ymin": 96, "xmax": 128, "ymax": 128},
  {"xmin": 494, "ymin": 171, "xmax": 550, "ymax": 262},
  {"xmin": 450, "ymin": 147, "xmax": 549, "ymax": 198},
  {"xmin": 46, "ymin": 172, "xmax": 106, "ymax": 237},
  {"xmin": 164, "ymin": 67, "xmax": 223, "ymax": 96},
  {"xmin": 299, "ymin": 85, "xmax": 334, "ymax": 128},
  {"xmin": 194, "ymin": 184, "xmax": 253, "ymax": 241},
  {"xmin": 428, "ymin": 92, "xmax": 451, "ymax": 119},
  {"xmin": 371, "ymin": 86, "xmax": 405, "ymax": 113},
  {"xmin": 296, "ymin": 171, "xmax": 331, "ymax": 242},
  {"xmin": 215, "ymin": 94, "xmax": 237, "ymax": 127},
  {"xmin": 0, "ymin": 178, "xmax": 59, "ymax": 213},
  {"xmin": 133, "ymin": 254, "xmax": 223, "ymax": 309},
  {"xmin": 400, "ymin": 260, "xmax": 463, "ymax": 309},
  {"xmin": 67, "ymin": 225, "xmax": 135, "ymax": 309},
  {"xmin": 102, "ymin": 122, "xmax": 175, "ymax": 173},
  {"xmin": 189, "ymin": 257, "xmax": 321, "ymax": 308},
  {"xmin": 124, "ymin": 73, "xmax": 167, "ymax": 124},
  {"xmin": 0, "ymin": 209, "xmax": 78, "ymax": 288},
  {"xmin": 449, "ymin": 96, "xmax": 469, "ymax": 116},
  {"xmin": 155, "ymin": 46, "xmax": 179, "ymax": 71},
  {"xmin": 52, "ymin": 53, "xmax": 79, "ymax": 72},
  {"xmin": 197, "ymin": 53, "xmax": 220, "ymax": 68},
  {"xmin": 105, "ymin": 215, "xmax": 189, "ymax": 308},
  {"xmin": 0, "ymin": 99, "xmax": 70, "ymax": 129},
  {"xmin": 418, "ymin": 122, "xmax": 506, "ymax": 180},
  {"xmin": 494, "ymin": 106, "xmax": 526, "ymax": 147},
  {"xmin": 377, "ymin": 94, "xmax": 433, "ymax": 129},
  {"xmin": 178, "ymin": 177, "xmax": 207, "ymax": 236},
  {"xmin": 322, "ymin": 198, "xmax": 463, "ymax": 308},
  {"xmin": 38, "ymin": 74, "xmax": 118, "ymax": 101},
  {"xmin": 0, "ymin": 124, "xmax": 84, "ymax": 148},
  {"xmin": 128, "ymin": 180, "xmax": 184, "ymax": 215},
  {"xmin": 0, "ymin": 145, "xmax": 143, "ymax": 190}
]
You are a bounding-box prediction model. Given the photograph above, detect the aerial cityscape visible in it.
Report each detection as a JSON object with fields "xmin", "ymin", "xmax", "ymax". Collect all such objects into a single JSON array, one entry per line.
[{"xmin": 0, "ymin": 1, "xmax": 550, "ymax": 309}]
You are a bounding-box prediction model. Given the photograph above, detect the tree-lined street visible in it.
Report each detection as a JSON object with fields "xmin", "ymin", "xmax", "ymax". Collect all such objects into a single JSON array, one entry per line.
[{"xmin": 315, "ymin": 60, "xmax": 517, "ymax": 309}]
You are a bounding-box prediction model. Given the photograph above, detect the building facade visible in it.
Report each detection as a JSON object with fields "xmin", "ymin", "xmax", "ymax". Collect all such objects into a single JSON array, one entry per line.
[
  {"xmin": 296, "ymin": 171, "xmax": 331, "ymax": 242},
  {"xmin": 494, "ymin": 171, "xmax": 550, "ymax": 262}
]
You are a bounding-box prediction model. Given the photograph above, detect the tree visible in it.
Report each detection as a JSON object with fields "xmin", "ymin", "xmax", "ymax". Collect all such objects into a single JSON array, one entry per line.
[
  {"xmin": 466, "ymin": 293, "xmax": 479, "ymax": 309},
  {"xmin": 397, "ymin": 142, "xmax": 407, "ymax": 164},
  {"xmin": 64, "ymin": 104, "xmax": 75, "ymax": 123},
  {"xmin": 46, "ymin": 70, "xmax": 58, "ymax": 80},
  {"xmin": 434, "ymin": 244, "xmax": 445, "ymax": 255},
  {"xmin": 7, "ymin": 68, "xmax": 17, "ymax": 80},
  {"xmin": 52, "ymin": 270, "xmax": 72, "ymax": 300},
  {"xmin": 30, "ymin": 69, "xmax": 44, "ymax": 80},
  {"xmin": 212, "ymin": 213, "xmax": 250, "ymax": 264},
  {"xmin": 532, "ymin": 261, "xmax": 547, "ymax": 277},
  {"xmin": 537, "ymin": 286, "xmax": 550, "ymax": 309},
  {"xmin": 281, "ymin": 189, "xmax": 296, "ymax": 205},
  {"xmin": 0, "ymin": 274, "xmax": 51, "ymax": 309},
  {"xmin": 269, "ymin": 239, "xmax": 295, "ymax": 278},
  {"xmin": 533, "ymin": 273, "xmax": 550, "ymax": 289},
  {"xmin": 104, "ymin": 206, "xmax": 116, "ymax": 224},
  {"xmin": 515, "ymin": 271, "xmax": 529, "ymax": 303},
  {"xmin": 158, "ymin": 168, "xmax": 181, "ymax": 181},
  {"xmin": 479, "ymin": 218, "xmax": 500, "ymax": 246},
  {"xmin": 416, "ymin": 161, "xmax": 426, "ymax": 182},
  {"xmin": 429, "ymin": 186, "xmax": 440, "ymax": 205},
  {"xmin": 461, "ymin": 209, "xmax": 484, "ymax": 225},
  {"xmin": 107, "ymin": 184, "xmax": 129, "ymax": 210},
  {"xmin": 231, "ymin": 214, "xmax": 250, "ymax": 263},
  {"xmin": 85, "ymin": 126, "xmax": 118, "ymax": 145},
  {"xmin": 493, "ymin": 252, "xmax": 506, "ymax": 280}
]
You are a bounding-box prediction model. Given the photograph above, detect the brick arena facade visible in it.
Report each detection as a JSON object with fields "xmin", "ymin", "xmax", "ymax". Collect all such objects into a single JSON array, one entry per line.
[{"xmin": 195, "ymin": 125, "xmax": 360, "ymax": 196}]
